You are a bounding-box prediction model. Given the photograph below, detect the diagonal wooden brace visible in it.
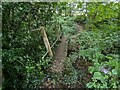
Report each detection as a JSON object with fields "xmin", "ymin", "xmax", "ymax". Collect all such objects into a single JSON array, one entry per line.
[{"xmin": 40, "ymin": 26, "xmax": 53, "ymax": 57}]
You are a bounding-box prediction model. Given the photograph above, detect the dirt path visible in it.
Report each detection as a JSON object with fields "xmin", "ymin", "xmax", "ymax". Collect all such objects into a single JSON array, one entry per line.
[
  {"xmin": 51, "ymin": 23, "xmax": 83, "ymax": 73},
  {"xmin": 75, "ymin": 23, "xmax": 83, "ymax": 32},
  {"xmin": 51, "ymin": 35, "xmax": 68, "ymax": 73},
  {"xmin": 70, "ymin": 23, "xmax": 83, "ymax": 39},
  {"xmin": 43, "ymin": 23, "xmax": 83, "ymax": 88},
  {"xmin": 51, "ymin": 24, "xmax": 82, "ymax": 72}
]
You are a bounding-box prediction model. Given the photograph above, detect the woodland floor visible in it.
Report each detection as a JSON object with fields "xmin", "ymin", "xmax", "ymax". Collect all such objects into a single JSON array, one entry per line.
[
  {"xmin": 51, "ymin": 35, "xmax": 67, "ymax": 73},
  {"xmin": 42, "ymin": 23, "xmax": 92, "ymax": 88},
  {"xmin": 51, "ymin": 23, "xmax": 82, "ymax": 73}
]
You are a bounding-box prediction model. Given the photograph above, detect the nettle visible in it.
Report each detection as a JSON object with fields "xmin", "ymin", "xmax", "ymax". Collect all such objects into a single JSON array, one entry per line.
[
  {"xmin": 87, "ymin": 55, "xmax": 119, "ymax": 88},
  {"xmin": 62, "ymin": 58, "xmax": 78, "ymax": 87},
  {"xmin": 77, "ymin": 30, "xmax": 119, "ymax": 88}
]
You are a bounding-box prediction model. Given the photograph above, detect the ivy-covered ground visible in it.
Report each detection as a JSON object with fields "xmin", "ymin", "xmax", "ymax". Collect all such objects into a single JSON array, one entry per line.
[{"xmin": 2, "ymin": 2, "xmax": 120, "ymax": 89}]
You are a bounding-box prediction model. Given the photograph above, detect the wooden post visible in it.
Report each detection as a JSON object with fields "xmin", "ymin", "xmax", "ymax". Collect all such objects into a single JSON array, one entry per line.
[{"xmin": 40, "ymin": 27, "xmax": 53, "ymax": 57}]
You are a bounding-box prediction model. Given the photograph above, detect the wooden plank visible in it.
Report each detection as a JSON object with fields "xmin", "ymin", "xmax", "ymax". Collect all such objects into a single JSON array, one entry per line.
[{"xmin": 40, "ymin": 27, "xmax": 53, "ymax": 57}]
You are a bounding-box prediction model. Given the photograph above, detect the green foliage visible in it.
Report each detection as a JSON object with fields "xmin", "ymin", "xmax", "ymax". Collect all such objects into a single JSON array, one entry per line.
[
  {"xmin": 2, "ymin": 2, "xmax": 120, "ymax": 89},
  {"xmin": 2, "ymin": 2, "xmax": 77, "ymax": 89},
  {"xmin": 75, "ymin": 2, "xmax": 119, "ymax": 88},
  {"xmin": 69, "ymin": 52, "xmax": 78, "ymax": 63},
  {"xmin": 62, "ymin": 58, "xmax": 78, "ymax": 86},
  {"xmin": 74, "ymin": 15, "xmax": 86, "ymax": 24},
  {"xmin": 53, "ymin": 15, "xmax": 76, "ymax": 37},
  {"xmin": 2, "ymin": 2, "xmax": 59, "ymax": 89},
  {"xmin": 77, "ymin": 30, "xmax": 119, "ymax": 88},
  {"xmin": 83, "ymin": 2, "xmax": 119, "ymax": 31}
]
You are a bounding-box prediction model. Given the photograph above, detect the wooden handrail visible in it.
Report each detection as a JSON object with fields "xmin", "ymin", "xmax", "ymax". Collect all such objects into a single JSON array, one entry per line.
[
  {"xmin": 31, "ymin": 28, "xmax": 40, "ymax": 32},
  {"xmin": 31, "ymin": 25, "xmax": 62, "ymax": 59},
  {"xmin": 42, "ymin": 33, "xmax": 62, "ymax": 59}
]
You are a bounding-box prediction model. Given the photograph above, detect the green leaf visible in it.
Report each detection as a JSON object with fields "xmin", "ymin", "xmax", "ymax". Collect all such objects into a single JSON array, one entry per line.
[
  {"xmin": 106, "ymin": 56, "xmax": 113, "ymax": 60},
  {"xmin": 88, "ymin": 66, "xmax": 95, "ymax": 74},
  {"xmin": 93, "ymin": 72, "xmax": 102, "ymax": 80},
  {"xmin": 112, "ymin": 69, "xmax": 117, "ymax": 75}
]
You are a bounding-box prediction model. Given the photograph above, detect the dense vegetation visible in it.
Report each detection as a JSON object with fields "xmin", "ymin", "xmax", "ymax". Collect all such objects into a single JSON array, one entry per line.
[{"xmin": 2, "ymin": 1, "xmax": 120, "ymax": 89}]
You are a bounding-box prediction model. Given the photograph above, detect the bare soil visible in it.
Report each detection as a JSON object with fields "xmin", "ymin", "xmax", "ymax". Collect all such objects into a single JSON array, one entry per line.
[
  {"xmin": 51, "ymin": 23, "xmax": 83, "ymax": 73},
  {"xmin": 51, "ymin": 35, "xmax": 67, "ymax": 73}
]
